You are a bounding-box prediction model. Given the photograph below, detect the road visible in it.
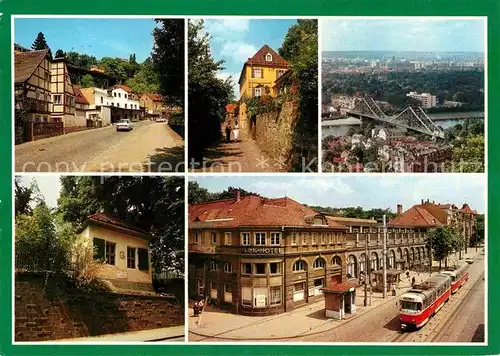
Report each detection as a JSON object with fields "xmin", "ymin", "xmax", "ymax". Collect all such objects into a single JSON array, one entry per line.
[
  {"xmin": 297, "ymin": 254, "xmax": 485, "ymax": 343},
  {"xmin": 15, "ymin": 121, "xmax": 184, "ymax": 172}
]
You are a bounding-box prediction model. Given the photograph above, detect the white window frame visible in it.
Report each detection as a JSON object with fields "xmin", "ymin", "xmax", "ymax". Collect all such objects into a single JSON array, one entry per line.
[
  {"xmin": 241, "ymin": 262, "xmax": 252, "ymax": 275},
  {"xmin": 209, "ymin": 260, "xmax": 218, "ymax": 271},
  {"xmin": 269, "ymin": 262, "xmax": 281, "ymax": 275},
  {"xmin": 293, "ymin": 260, "xmax": 306, "ymax": 272},
  {"xmin": 254, "ymin": 87, "xmax": 262, "ymax": 97},
  {"xmin": 241, "ymin": 232, "xmax": 250, "ymax": 246},
  {"xmin": 329, "ymin": 232, "xmax": 333, "ymax": 244},
  {"xmin": 254, "ymin": 232, "xmax": 266, "ymax": 246},
  {"xmin": 225, "ymin": 232, "xmax": 232, "ymax": 245},
  {"xmin": 265, "ymin": 53, "xmax": 272, "ymax": 62},
  {"xmin": 270, "ymin": 232, "xmax": 281, "ymax": 246},
  {"xmin": 312, "ymin": 232, "xmax": 316, "ymax": 244},
  {"xmin": 254, "ymin": 263, "xmax": 266, "ymax": 275},
  {"xmin": 224, "ymin": 262, "xmax": 232, "ymax": 273},
  {"xmin": 313, "ymin": 258, "xmax": 325, "ymax": 269},
  {"xmin": 269, "ymin": 286, "xmax": 281, "ymax": 305},
  {"xmin": 291, "ymin": 233, "xmax": 297, "ymax": 245},
  {"xmin": 321, "ymin": 233, "xmax": 326, "ymax": 244},
  {"xmin": 54, "ymin": 94, "xmax": 62, "ymax": 104},
  {"xmin": 253, "ymin": 68, "xmax": 262, "ymax": 78},
  {"xmin": 302, "ymin": 233, "xmax": 307, "ymax": 245},
  {"xmin": 211, "ymin": 232, "xmax": 217, "ymax": 245}
]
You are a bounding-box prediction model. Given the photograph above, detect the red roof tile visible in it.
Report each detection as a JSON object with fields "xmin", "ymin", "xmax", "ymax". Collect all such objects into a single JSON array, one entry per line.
[
  {"xmin": 459, "ymin": 203, "xmax": 476, "ymax": 214},
  {"xmin": 322, "ymin": 282, "xmax": 356, "ymax": 293},
  {"xmin": 15, "ymin": 49, "xmax": 50, "ymax": 84},
  {"xmin": 73, "ymin": 85, "xmax": 89, "ymax": 105},
  {"xmin": 189, "ymin": 195, "xmax": 347, "ymax": 229},
  {"xmin": 112, "ymin": 84, "xmax": 133, "ymax": 93},
  {"xmin": 246, "ymin": 45, "xmax": 288, "ymax": 67},
  {"xmin": 143, "ymin": 92, "xmax": 163, "ymax": 102},
  {"xmin": 87, "ymin": 213, "xmax": 149, "ymax": 237}
]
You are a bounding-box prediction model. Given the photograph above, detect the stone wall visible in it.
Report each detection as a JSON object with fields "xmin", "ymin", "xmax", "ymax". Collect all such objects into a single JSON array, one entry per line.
[
  {"xmin": 254, "ymin": 100, "xmax": 298, "ymax": 166},
  {"xmin": 15, "ymin": 272, "xmax": 183, "ymax": 341}
]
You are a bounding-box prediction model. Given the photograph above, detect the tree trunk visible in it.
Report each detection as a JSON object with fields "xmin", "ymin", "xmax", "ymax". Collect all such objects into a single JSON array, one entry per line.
[
  {"xmin": 445, "ymin": 257, "xmax": 448, "ymax": 268},
  {"xmin": 439, "ymin": 260, "xmax": 442, "ymax": 270}
]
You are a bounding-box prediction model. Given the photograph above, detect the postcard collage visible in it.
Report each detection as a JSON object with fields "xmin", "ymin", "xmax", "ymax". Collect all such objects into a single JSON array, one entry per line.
[{"xmin": 12, "ymin": 16, "xmax": 486, "ymax": 345}]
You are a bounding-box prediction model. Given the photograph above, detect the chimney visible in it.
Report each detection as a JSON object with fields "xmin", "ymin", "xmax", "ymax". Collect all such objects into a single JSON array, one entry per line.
[
  {"xmin": 397, "ymin": 204, "xmax": 403, "ymax": 215},
  {"xmin": 421, "ymin": 199, "xmax": 424, "ymax": 204},
  {"xmin": 235, "ymin": 190, "xmax": 241, "ymax": 202}
]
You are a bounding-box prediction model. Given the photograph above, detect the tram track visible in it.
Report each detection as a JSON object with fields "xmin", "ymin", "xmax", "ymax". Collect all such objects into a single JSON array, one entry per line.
[{"xmin": 389, "ymin": 268, "xmax": 484, "ymax": 343}]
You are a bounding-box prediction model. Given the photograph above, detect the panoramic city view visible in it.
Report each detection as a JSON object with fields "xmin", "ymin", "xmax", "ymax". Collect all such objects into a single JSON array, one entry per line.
[
  {"xmin": 188, "ymin": 19, "xmax": 318, "ymax": 172},
  {"xmin": 321, "ymin": 19, "xmax": 485, "ymax": 173},
  {"xmin": 14, "ymin": 18, "xmax": 184, "ymax": 172},
  {"xmin": 187, "ymin": 175, "xmax": 485, "ymax": 343}
]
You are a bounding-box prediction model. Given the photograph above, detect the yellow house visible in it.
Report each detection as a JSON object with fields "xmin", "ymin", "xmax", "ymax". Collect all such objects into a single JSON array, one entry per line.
[
  {"xmin": 238, "ymin": 45, "xmax": 289, "ymax": 100},
  {"xmin": 80, "ymin": 213, "xmax": 153, "ymax": 292}
]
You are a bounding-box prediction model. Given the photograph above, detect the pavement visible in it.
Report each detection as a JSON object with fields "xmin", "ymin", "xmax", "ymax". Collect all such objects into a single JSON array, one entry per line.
[
  {"xmin": 15, "ymin": 120, "xmax": 184, "ymax": 173},
  {"xmin": 190, "ymin": 135, "xmax": 286, "ymax": 173},
  {"xmin": 189, "ymin": 248, "xmax": 484, "ymax": 342},
  {"xmin": 56, "ymin": 325, "xmax": 185, "ymax": 342}
]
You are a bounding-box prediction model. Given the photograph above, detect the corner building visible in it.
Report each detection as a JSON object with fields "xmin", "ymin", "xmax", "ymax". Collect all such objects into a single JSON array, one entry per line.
[{"xmin": 188, "ymin": 194, "xmax": 476, "ymax": 316}]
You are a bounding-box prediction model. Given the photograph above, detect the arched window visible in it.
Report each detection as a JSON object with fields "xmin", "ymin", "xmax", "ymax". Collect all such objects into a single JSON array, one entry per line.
[
  {"xmin": 293, "ymin": 260, "xmax": 306, "ymax": 272},
  {"xmin": 371, "ymin": 252, "xmax": 378, "ymax": 270},
  {"xmin": 313, "ymin": 258, "xmax": 325, "ymax": 269},
  {"xmin": 332, "ymin": 256, "xmax": 342, "ymax": 266},
  {"xmin": 389, "ymin": 250, "xmax": 396, "ymax": 268},
  {"xmin": 359, "ymin": 253, "xmax": 366, "ymax": 273},
  {"xmin": 265, "ymin": 53, "xmax": 273, "ymax": 62},
  {"xmin": 209, "ymin": 260, "xmax": 217, "ymax": 271},
  {"xmin": 347, "ymin": 255, "xmax": 357, "ymax": 278},
  {"xmin": 223, "ymin": 262, "xmax": 232, "ymax": 273}
]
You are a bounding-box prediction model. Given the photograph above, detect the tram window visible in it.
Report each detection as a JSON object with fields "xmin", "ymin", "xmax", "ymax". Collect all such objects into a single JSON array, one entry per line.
[
  {"xmin": 401, "ymin": 301, "xmax": 419, "ymax": 311},
  {"xmin": 417, "ymin": 302, "xmax": 422, "ymax": 311}
]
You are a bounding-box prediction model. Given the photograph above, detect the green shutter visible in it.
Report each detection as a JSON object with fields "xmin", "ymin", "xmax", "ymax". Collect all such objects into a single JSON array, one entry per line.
[
  {"xmin": 138, "ymin": 248, "xmax": 149, "ymax": 271},
  {"xmin": 93, "ymin": 238, "xmax": 105, "ymax": 260}
]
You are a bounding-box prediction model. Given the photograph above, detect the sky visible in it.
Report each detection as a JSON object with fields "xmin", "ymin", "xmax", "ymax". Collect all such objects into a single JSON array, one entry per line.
[
  {"xmin": 321, "ymin": 19, "xmax": 485, "ymax": 53},
  {"xmin": 202, "ymin": 19, "xmax": 296, "ymax": 97},
  {"xmin": 14, "ymin": 18, "xmax": 157, "ymax": 62},
  {"xmin": 191, "ymin": 175, "xmax": 486, "ymax": 214}
]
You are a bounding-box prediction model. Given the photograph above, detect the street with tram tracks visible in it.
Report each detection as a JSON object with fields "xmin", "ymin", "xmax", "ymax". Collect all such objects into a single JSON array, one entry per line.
[{"xmin": 189, "ymin": 251, "xmax": 485, "ymax": 343}]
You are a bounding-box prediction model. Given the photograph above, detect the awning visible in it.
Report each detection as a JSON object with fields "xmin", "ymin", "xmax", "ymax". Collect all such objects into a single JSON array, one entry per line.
[{"xmin": 321, "ymin": 282, "xmax": 356, "ymax": 294}]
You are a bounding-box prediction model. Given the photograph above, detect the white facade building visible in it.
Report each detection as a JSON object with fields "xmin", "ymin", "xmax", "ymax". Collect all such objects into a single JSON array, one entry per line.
[{"xmin": 406, "ymin": 91, "xmax": 437, "ymax": 108}]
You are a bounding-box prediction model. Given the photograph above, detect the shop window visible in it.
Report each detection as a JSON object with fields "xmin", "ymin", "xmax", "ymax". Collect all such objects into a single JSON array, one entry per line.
[
  {"xmin": 255, "ymin": 263, "xmax": 266, "ymax": 275},
  {"xmin": 270, "ymin": 232, "xmax": 281, "ymax": 246},
  {"xmin": 241, "ymin": 287, "xmax": 252, "ymax": 306},
  {"xmin": 269, "ymin": 262, "xmax": 281, "ymax": 274},
  {"xmin": 242, "ymin": 263, "xmax": 252, "ymax": 275},
  {"xmin": 270, "ymin": 286, "xmax": 281, "ymax": 305}
]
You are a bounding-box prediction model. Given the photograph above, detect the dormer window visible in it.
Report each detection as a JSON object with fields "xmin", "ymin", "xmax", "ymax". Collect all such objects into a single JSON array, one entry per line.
[{"xmin": 265, "ymin": 53, "xmax": 272, "ymax": 62}]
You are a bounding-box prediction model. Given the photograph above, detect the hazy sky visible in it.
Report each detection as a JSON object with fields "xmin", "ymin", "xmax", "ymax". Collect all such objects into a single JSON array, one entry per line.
[
  {"xmin": 191, "ymin": 175, "xmax": 485, "ymax": 213},
  {"xmin": 202, "ymin": 19, "xmax": 296, "ymax": 97},
  {"xmin": 321, "ymin": 19, "xmax": 485, "ymax": 52},
  {"xmin": 15, "ymin": 18, "xmax": 157, "ymax": 62}
]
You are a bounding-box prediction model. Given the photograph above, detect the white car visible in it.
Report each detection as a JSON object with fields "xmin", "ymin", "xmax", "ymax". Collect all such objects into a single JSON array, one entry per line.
[
  {"xmin": 155, "ymin": 117, "xmax": 167, "ymax": 123},
  {"xmin": 116, "ymin": 119, "xmax": 133, "ymax": 131},
  {"xmin": 465, "ymin": 257, "xmax": 474, "ymax": 264}
]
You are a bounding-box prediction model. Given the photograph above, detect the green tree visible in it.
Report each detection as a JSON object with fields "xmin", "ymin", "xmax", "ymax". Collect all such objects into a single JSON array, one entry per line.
[
  {"xmin": 151, "ymin": 19, "xmax": 185, "ymax": 107},
  {"xmin": 426, "ymin": 226, "xmax": 461, "ymax": 269},
  {"xmin": 57, "ymin": 176, "xmax": 185, "ymax": 273},
  {"xmin": 188, "ymin": 20, "xmax": 233, "ymax": 162},
  {"xmin": 452, "ymin": 134, "xmax": 484, "ymax": 173},
  {"xmin": 279, "ymin": 19, "xmax": 318, "ymax": 171},
  {"xmin": 80, "ymin": 74, "xmax": 96, "ymax": 88},
  {"xmin": 54, "ymin": 49, "xmax": 65, "ymax": 58},
  {"xmin": 124, "ymin": 57, "xmax": 160, "ymax": 93},
  {"xmin": 188, "ymin": 181, "xmax": 212, "ymax": 204},
  {"xmin": 15, "ymin": 177, "xmax": 33, "ymax": 217},
  {"xmin": 31, "ymin": 32, "xmax": 52, "ymax": 59}
]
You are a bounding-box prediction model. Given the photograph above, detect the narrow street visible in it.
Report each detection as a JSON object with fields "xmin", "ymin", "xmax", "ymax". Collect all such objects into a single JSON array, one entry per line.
[
  {"xmin": 190, "ymin": 137, "xmax": 286, "ymax": 173},
  {"xmin": 15, "ymin": 121, "xmax": 184, "ymax": 172}
]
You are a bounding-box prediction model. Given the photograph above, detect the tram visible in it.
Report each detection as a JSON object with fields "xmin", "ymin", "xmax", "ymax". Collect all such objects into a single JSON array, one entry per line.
[
  {"xmin": 441, "ymin": 263, "xmax": 469, "ymax": 294},
  {"xmin": 399, "ymin": 273, "xmax": 452, "ymax": 330}
]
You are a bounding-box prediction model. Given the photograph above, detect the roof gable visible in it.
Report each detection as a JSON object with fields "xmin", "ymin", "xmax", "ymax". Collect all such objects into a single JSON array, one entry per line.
[
  {"xmin": 246, "ymin": 45, "xmax": 288, "ymax": 67},
  {"xmin": 86, "ymin": 213, "xmax": 150, "ymax": 239},
  {"xmin": 73, "ymin": 85, "xmax": 90, "ymax": 105},
  {"xmin": 15, "ymin": 49, "xmax": 49, "ymax": 84},
  {"xmin": 112, "ymin": 84, "xmax": 133, "ymax": 93}
]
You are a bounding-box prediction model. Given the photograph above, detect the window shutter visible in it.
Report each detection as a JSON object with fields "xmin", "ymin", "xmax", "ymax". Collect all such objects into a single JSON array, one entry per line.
[
  {"xmin": 93, "ymin": 238, "xmax": 105, "ymax": 260},
  {"xmin": 138, "ymin": 248, "xmax": 149, "ymax": 271}
]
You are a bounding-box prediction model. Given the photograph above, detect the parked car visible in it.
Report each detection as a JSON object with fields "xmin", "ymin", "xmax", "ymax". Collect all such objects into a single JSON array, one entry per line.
[
  {"xmin": 155, "ymin": 117, "xmax": 167, "ymax": 123},
  {"xmin": 116, "ymin": 119, "xmax": 133, "ymax": 131},
  {"xmin": 465, "ymin": 257, "xmax": 474, "ymax": 264}
]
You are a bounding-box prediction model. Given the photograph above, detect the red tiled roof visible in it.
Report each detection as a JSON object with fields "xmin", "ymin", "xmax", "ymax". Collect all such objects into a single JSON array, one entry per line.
[
  {"xmin": 389, "ymin": 203, "xmax": 447, "ymax": 227},
  {"xmin": 73, "ymin": 85, "xmax": 89, "ymax": 105},
  {"xmin": 225, "ymin": 103, "xmax": 238, "ymax": 113},
  {"xmin": 113, "ymin": 84, "xmax": 133, "ymax": 93},
  {"xmin": 322, "ymin": 282, "xmax": 356, "ymax": 293},
  {"xmin": 143, "ymin": 92, "xmax": 163, "ymax": 102},
  {"xmin": 246, "ymin": 45, "xmax": 288, "ymax": 67},
  {"xmin": 87, "ymin": 213, "xmax": 149, "ymax": 237},
  {"xmin": 460, "ymin": 203, "xmax": 476, "ymax": 215},
  {"xmin": 189, "ymin": 195, "xmax": 347, "ymax": 229},
  {"xmin": 15, "ymin": 49, "xmax": 49, "ymax": 84}
]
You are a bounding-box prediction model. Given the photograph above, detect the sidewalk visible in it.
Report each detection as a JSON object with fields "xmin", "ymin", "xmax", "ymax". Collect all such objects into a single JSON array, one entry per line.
[
  {"xmin": 189, "ymin": 249, "xmax": 484, "ymax": 341},
  {"xmin": 56, "ymin": 325, "xmax": 184, "ymax": 342}
]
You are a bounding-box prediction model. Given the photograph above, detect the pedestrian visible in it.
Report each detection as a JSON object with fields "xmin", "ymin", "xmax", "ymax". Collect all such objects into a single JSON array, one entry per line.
[
  {"xmin": 411, "ymin": 276, "xmax": 416, "ymax": 287},
  {"xmin": 193, "ymin": 302, "xmax": 199, "ymax": 316},
  {"xmin": 198, "ymin": 300, "xmax": 204, "ymax": 313},
  {"xmin": 225, "ymin": 122, "xmax": 231, "ymax": 142},
  {"xmin": 233, "ymin": 121, "xmax": 240, "ymax": 141}
]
